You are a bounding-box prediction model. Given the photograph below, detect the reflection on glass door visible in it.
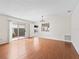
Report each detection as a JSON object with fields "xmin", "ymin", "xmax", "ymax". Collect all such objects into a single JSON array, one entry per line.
[
  {"xmin": 13, "ymin": 28, "xmax": 18, "ymax": 37},
  {"xmin": 12, "ymin": 23, "xmax": 18, "ymax": 38}
]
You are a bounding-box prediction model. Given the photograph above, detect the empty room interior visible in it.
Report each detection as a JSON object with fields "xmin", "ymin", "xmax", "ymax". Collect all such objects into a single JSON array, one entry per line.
[{"xmin": 0, "ymin": 0, "xmax": 79, "ymax": 59}]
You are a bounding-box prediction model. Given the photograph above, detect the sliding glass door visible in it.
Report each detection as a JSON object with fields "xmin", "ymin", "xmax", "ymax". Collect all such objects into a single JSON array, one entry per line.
[{"xmin": 12, "ymin": 23, "xmax": 26, "ymax": 38}]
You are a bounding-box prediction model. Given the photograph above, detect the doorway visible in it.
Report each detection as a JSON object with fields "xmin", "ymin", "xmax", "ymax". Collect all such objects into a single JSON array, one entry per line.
[
  {"xmin": 9, "ymin": 21, "xmax": 26, "ymax": 42},
  {"xmin": 12, "ymin": 23, "xmax": 26, "ymax": 39}
]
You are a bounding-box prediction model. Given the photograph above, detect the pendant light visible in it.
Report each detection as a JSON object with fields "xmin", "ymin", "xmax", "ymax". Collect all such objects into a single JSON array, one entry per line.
[{"xmin": 40, "ymin": 16, "xmax": 45, "ymax": 22}]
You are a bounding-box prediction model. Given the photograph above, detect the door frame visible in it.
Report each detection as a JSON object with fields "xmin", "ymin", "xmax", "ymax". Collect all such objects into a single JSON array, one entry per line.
[{"xmin": 8, "ymin": 21, "xmax": 27, "ymax": 42}]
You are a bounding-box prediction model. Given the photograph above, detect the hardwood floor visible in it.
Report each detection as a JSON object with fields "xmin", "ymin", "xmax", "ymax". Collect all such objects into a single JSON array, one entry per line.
[{"xmin": 0, "ymin": 37, "xmax": 79, "ymax": 59}]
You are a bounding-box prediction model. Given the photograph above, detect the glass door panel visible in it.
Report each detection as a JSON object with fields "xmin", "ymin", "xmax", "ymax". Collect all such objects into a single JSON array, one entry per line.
[
  {"xmin": 12, "ymin": 23, "xmax": 18, "ymax": 38},
  {"xmin": 19, "ymin": 28, "xmax": 25, "ymax": 36}
]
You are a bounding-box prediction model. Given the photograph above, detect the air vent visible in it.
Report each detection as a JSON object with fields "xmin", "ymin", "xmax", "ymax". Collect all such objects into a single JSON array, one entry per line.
[{"xmin": 65, "ymin": 35, "xmax": 71, "ymax": 41}]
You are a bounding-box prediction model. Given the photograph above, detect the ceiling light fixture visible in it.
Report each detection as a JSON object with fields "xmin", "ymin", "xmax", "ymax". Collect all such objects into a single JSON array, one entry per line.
[{"xmin": 40, "ymin": 16, "xmax": 45, "ymax": 22}]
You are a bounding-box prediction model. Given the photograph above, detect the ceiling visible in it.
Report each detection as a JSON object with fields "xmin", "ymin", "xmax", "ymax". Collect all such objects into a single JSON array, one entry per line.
[{"xmin": 0, "ymin": 0, "xmax": 79, "ymax": 22}]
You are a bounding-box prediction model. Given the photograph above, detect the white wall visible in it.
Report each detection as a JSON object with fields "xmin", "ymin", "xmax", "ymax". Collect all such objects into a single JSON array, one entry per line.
[
  {"xmin": 9, "ymin": 21, "xmax": 13, "ymax": 42},
  {"xmin": 0, "ymin": 15, "xmax": 9, "ymax": 44},
  {"xmin": 0, "ymin": 14, "xmax": 71, "ymax": 44},
  {"xmin": 30, "ymin": 23, "xmax": 34, "ymax": 37},
  {"xmin": 25, "ymin": 23, "xmax": 30, "ymax": 37},
  {"xmin": 35, "ymin": 15, "xmax": 71, "ymax": 41},
  {"xmin": 72, "ymin": 3, "xmax": 79, "ymax": 55}
]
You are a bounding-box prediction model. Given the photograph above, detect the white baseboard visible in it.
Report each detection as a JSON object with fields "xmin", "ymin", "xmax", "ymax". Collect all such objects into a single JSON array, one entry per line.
[
  {"xmin": 39, "ymin": 37, "xmax": 71, "ymax": 42},
  {"xmin": 72, "ymin": 42, "xmax": 79, "ymax": 55},
  {"xmin": 0, "ymin": 41, "xmax": 8, "ymax": 45}
]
